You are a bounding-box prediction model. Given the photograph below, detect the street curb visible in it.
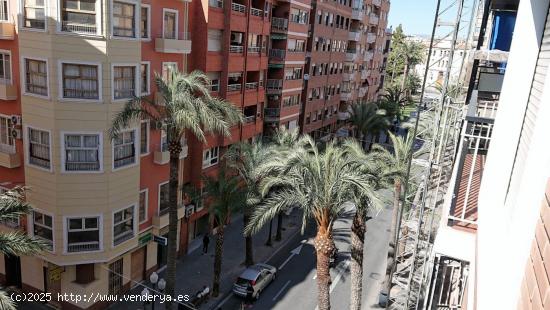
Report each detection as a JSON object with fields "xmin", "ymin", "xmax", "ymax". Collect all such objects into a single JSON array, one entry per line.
[{"xmin": 209, "ymin": 224, "xmax": 302, "ymax": 310}]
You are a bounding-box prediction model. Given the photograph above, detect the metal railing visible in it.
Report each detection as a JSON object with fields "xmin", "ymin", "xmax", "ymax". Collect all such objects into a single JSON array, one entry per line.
[
  {"xmin": 245, "ymin": 82, "xmax": 259, "ymax": 90},
  {"xmin": 248, "ymin": 46, "xmax": 261, "ymax": 53},
  {"xmin": 373, "ymin": 0, "xmax": 381, "ymax": 6},
  {"xmin": 271, "ymin": 17, "xmax": 288, "ymax": 31},
  {"xmin": 62, "ymin": 21, "xmax": 97, "ymax": 34},
  {"xmin": 113, "ymin": 231, "xmax": 134, "ymax": 246},
  {"xmin": 229, "ymin": 45, "xmax": 244, "ymax": 53},
  {"xmin": 227, "ymin": 83, "xmax": 242, "ymax": 92},
  {"xmin": 0, "ymin": 143, "xmax": 15, "ymax": 154},
  {"xmin": 250, "ymin": 8, "xmax": 263, "ymax": 16},
  {"xmin": 231, "ymin": 2, "xmax": 246, "ymax": 13},
  {"xmin": 244, "ymin": 115, "xmax": 256, "ymax": 123},
  {"xmin": 67, "ymin": 241, "xmax": 100, "ymax": 253},
  {"xmin": 269, "ymin": 48, "xmax": 286, "ymax": 59},
  {"xmin": 264, "ymin": 108, "xmax": 280, "ymax": 117},
  {"xmin": 266, "ymin": 79, "xmax": 283, "ymax": 91}
]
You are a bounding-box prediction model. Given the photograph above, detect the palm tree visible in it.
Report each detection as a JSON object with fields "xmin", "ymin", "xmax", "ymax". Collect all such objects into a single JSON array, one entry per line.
[
  {"xmin": 373, "ymin": 132, "xmax": 426, "ymax": 301},
  {"xmin": 342, "ymin": 141, "xmax": 389, "ymax": 310},
  {"xmin": 224, "ymin": 140, "xmax": 277, "ymax": 266},
  {"xmin": 110, "ymin": 70, "xmax": 242, "ymax": 307},
  {"xmin": 398, "ymin": 41, "xmax": 424, "ymax": 92},
  {"xmin": 349, "ymin": 102, "xmax": 389, "ymax": 150},
  {"xmin": 202, "ymin": 167, "xmax": 246, "ymax": 297},
  {"xmin": 0, "ymin": 188, "xmax": 47, "ymax": 310},
  {"xmin": 246, "ymin": 137, "xmax": 377, "ymax": 310}
]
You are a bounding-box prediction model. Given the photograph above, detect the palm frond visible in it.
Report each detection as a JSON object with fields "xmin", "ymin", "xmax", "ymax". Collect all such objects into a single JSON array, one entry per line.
[
  {"xmin": 0, "ymin": 290, "xmax": 15, "ymax": 310},
  {"xmin": 0, "ymin": 232, "xmax": 48, "ymax": 256},
  {"xmin": 0, "ymin": 188, "xmax": 32, "ymax": 221}
]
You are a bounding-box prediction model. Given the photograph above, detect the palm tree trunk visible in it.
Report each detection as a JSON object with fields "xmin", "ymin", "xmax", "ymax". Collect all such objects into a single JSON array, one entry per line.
[
  {"xmin": 165, "ymin": 151, "xmax": 180, "ymax": 310},
  {"xmin": 350, "ymin": 208, "xmax": 366, "ymax": 310},
  {"xmin": 275, "ymin": 212, "xmax": 283, "ymax": 241},
  {"xmin": 401, "ymin": 62, "xmax": 409, "ymax": 92},
  {"xmin": 265, "ymin": 218, "xmax": 273, "ymax": 246},
  {"xmin": 314, "ymin": 227, "xmax": 334, "ymax": 310},
  {"xmin": 382, "ymin": 179, "xmax": 402, "ymax": 299},
  {"xmin": 213, "ymin": 225, "xmax": 224, "ymax": 297},
  {"xmin": 244, "ymin": 210, "xmax": 254, "ymax": 266}
]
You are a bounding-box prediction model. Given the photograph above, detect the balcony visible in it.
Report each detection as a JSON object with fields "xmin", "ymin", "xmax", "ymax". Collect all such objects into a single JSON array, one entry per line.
[
  {"xmin": 269, "ymin": 49, "xmax": 286, "ymax": 61},
  {"xmin": 61, "ymin": 21, "xmax": 97, "ymax": 35},
  {"xmin": 348, "ymin": 31, "xmax": 361, "ymax": 41},
  {"xmin": 264, "ymin": 108, "xmax": 280, "ymax": 121},
  {"xmin": 272, "ymin": 17, "xmax": 288, "ymax": 32},
  {"xmin": 338, "ymin": 111, "xmax": 350, "ymax": 120},
  {"xmin": 231, "ymin": 2, "xmax": 246, "ymax": 13},
  {"xmin": 373, "ymin": 0, "xmax": 381, "ymax": 6},
  {"xmin": 367, "ymin": 33, "xmax": 376, "ymax": 44},
  {"xmin": 0, "ymin": 22, "xmax": 14, "ymax": 40},
  {"xmin": 345, "ymin": 51, "xmax": 358, "ymax": 62},
  {"xmin": 369, "ymin": 13, "xmax": 379, "ymax": 25},
  {"xmin": 341, "ymin": 91, "xmax": 352, "ymax": 101},
  {"xmin": 0, "ymin": 146, "xmax": 20, "ymax": 168},
  {"xmin": 245, "ymin": 82, "xmax": 259, "ymax": 90},
  {"xmin": 342, "ymin": 72, "xmax": 356, "ymax": 81},
  {"xmin": 0, "ymin": 81, "xmax": 17, "ymax": 100},
  {"xmin": 250, "ymin": 7, "xmax": 263, "ymax": 17},
  {"xmin": 266, "ymin": 79, "xmax": 283, "ymax": 94},
  {"xmin": 155, "ymin": 32, "xmax": 192, "ymax": 54},
  {"xmin": 359, "ymin": 86, "xmax": 368, "ymax": 97},
  {"xmin": 364, "ymin": 51, "xmax": 374, "ymax": 61},
  {"xmin": 466, "ymin": 90, "xmax": 499, "ymax": 122},
  {"xmin": 351, "ymin": 8, "xmax": 364, "ymax": 20},
  {"xmin": 361, "ymin": 70, "xmax": 369, "ymax": 79},
  {"xmin": 229, "ymin": 45, "xmax": 244, "ymax": 53},
  {"xmin": 248, "ymin": 46, "xmax": 261, "ymax": 53},
  {"xmin": 153, "ymin": 204, "xmax": 186, "ymax": 229},
  {"xmin": 67, "ymin": 241, "xmax": 100, "ymax": 253},
  {"xmin": 244, "ymin": 115, "xmax": 257, "ymax": 123},
  {"xmin": 209, "ymin": 0, "xmax": 223, "ymax": 8},
  {"xmin": 227, "ymin": 83, "xmax": 242, "ymax": 92}
]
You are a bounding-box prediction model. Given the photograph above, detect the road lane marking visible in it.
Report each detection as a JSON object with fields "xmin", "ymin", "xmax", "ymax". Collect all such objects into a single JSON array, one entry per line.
[
  {"xmin": 216, "ymin": 292, "xmax": 233, "ymax": 308},
  {"xmin": 278, "ymin": 243, "xmax": 304, "ymax": 270},
  {"xmin": 272, "ymin": 280, "xmax": 292, "ymax": 301},
  {"xmin": 313, "ymin": 273, "xmax": 317, "ymax": 280},
  {"xmin": 330, "ymin": 260, "xmax": 350, "ymax": 293}
]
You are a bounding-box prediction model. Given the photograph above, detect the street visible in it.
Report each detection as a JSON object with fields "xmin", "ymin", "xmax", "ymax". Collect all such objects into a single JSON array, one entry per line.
[{"xmin": 215, "ymin": 194, "xmax": 393, "ymax": 310}]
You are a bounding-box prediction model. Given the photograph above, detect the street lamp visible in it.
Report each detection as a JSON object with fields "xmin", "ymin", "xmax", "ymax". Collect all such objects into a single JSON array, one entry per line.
[
  {"xmin": 149, "ymin": 272, "xmax": 165, "ymax": 310},
  {"xmin": 141, "ymin": 287, "xmax": 150, "ymax": 310}
]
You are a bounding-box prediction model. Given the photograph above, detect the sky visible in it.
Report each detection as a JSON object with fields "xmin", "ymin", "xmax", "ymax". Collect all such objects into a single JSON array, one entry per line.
[{"xmin": 387, "ymin": 0, "xmax": 438, "ymax": 36}]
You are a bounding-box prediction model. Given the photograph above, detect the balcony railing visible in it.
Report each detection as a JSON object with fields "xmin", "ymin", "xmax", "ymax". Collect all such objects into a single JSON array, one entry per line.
[
  {"xmin": 227, "ymin": 83, "xmax": 242, "ymax": 92},
  {"xmin": 367, "ymin": 33, "xmax": 376, "ymax": 43},
  {"xmin": 67, "ymin": 241, "xmax": 100, "ymax": 253},
  {"xmin": 369, "ymin": 13, "xmax": 379, "ymax": 25},
  {"xmin": 264, "ymin": 108, "xmax": 280, "ymax": 117},
  {"xmin": 244, "ymin": 115, "xmax": 256, "ymax": 123},
  {"xmin": 348, "ymin": 31, "xmax": 360, "ymax": 41},
  {"xmin": 373, "ymin": 0, "xmax": 381, "ymax": 6},
  {"xmin": 250, "ymin": 8, "xmax": 263, "ymax": 16},
  {"xmin": 269, "ymin": 48, "xmax": 286, "ymax": 60},
  {"xmin": 231, "ymin": 2, "xmax": 246, "ymax": 13},
  {"xmin": 351, "ymin": 8, "xmax": 364, "ymax": 20},
  {"xmin": 245, "ymin": 82, "xmax": 259, "ymax": 90},
  {"xmin": 346, "ymin": 51, "xmax": 358, "ymax": 62},
  {"xmin": 230, "ymin": 45, "xmax": 244, "ymax": 53},
  {"xmin": 266, "ymin": 79, "xmax": 283, "ymax": 94},
  {"xmin": 114, "ymin": 231, "xmax": 134, "ymax": 246},
  {"xmin": 61, "ymin": 21, "xmax": 97, "ymax": 34},
  {"xmin": 271, "ymin": 17, "xmax": 288, "ymax": 31},
  {"xmin": 248, "ymin": 46, "xmax": 261, "ymax": 53}
]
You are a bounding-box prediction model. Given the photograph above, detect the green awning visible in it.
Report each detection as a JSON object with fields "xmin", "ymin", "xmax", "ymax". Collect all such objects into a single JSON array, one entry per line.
[
  {"xmin": 271, "ymin": 33, "xmax": 287, "ymax": 40},
  {"xmin": 268, "ymin": 63, "xmax": 284, "ymax": 69}
]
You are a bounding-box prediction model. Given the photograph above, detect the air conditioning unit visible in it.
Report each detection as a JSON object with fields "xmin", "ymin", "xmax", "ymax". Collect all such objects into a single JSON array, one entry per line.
[
  {"xmin": 10, "ymin": 128, "xmax": 21, "ymax": 140},
  {"xmin": 10, "ymin": 115, "xmax": 21, "ymax": 126},
  {"xmin": 230, "ymin": 32, "xmax": 243, "ymax": 44},
  {"xmin": 185, "ymin": 204, "xmax": 195, "ymax": 218}
]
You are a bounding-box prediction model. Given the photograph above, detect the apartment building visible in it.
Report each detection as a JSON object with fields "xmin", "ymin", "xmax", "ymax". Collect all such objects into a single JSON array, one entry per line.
[
  {"xmin": 421, "ymin": 0, "xmax": 550, "ymax": 309},
  {"xmin": 301, "ymin": 0, "xmax": 390, "ymax": 141},
  {"xmin": 0, "ymin": 0, "xmax": 196, "ymax": 308}
]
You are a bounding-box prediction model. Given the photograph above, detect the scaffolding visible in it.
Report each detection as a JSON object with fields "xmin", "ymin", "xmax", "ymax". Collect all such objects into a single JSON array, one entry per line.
[{"xmin": 386, "ymin": 0, "xmax": 480, "ymax": 309}]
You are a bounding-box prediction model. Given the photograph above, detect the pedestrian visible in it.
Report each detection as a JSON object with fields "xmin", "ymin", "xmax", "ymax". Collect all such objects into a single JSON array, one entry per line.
[
  {"xmin": 245, "ymin": 283, "xmax": 255, "ymax": 307},
  {"xmin": 202, "ymin": 234, "xmax": 210, "ymax": 254}
]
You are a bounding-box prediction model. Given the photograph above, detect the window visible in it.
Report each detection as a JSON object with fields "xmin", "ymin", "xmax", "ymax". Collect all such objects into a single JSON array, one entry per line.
[
  {"xmin": 113, "ymin": 1, "xmax": 136, "ymax": 38},
  {"xmin": 288, "ymin": 39, "xmax": 305, "ymax": 52},
  {"xmin": 62, "ymin": 63, "xmax": 99, "ymax": 99},
  {"xmin": 140, "ymin": 121, "xmax": 149, "ymax": 154},
  {"xmin": 162, "ymin": 62, "xmax": 177, "ymax": 83},
  {"xmin": 112, "ymin": 130, "xmax": 136, "ymax": 169},
  {"xmin": 0, "ymin": 52, "xmax": 11, "ymax": 83},
  {"xmin": 202, "ymin": 146, "xmax": 219, "ymax": 168},
  {"xmin": 208, "ymin": 29, "xmax": 222, "ymax": 52},
  {"xmin": 0, "ymin": 115, "xmax": 14, "ymax": 153},
  {"xmin": 66, "ymin": 216, "xmax": 100, "ymax": 252},
  {"xmin": 140, "ymin": 62, "xmax": 149, "ymax": 95},
  {"xmin": 284, "ymin": 67, "xmax": 302, "ymax": 80},
  {"xmin": 140, "ymin": 5, "xmax": 149, "ymax": 39},
  {"xmin": 290, "ymin": 8, "xmax": 308, "ymax": 24},
  {"xmin": 248, "ymin": 33, "xmax": 261, "ymax": 53},
  {"xmin": 33, "ymin": 211, "xmax": 53, "ymax": 251},
  {"xmin": 139, "ymin": 189, "xmax": 147, "ymax": 223},
  {"xmin": 113, "ymin": 65, "xmax": 136, "ymax": 99},
  {"xmin": 28, "ymin": 127, "xmax": 50, "ymax": 169},
  {"xmin": 61, "ymin": 0, "xmax": 98, "ymax": 34},
  {"xmin": 163, "ymin": 10, "xmax": 177, "ymax": 39},
  {"xmin": 23, "ymin": 0, "xmax": 46, "ymax": 29},
  {"xmin": 63, "ymin": 133, "xmax": 101, "ymax": 172},
  {"xmin": 0, "ymin": 0, "xmax": 7, "ymax": 21},
  {"xmin": 207, "ymin": 72, "xmax": 220, "ymax": 92},
  {"xmin": 158, "ymin": 182, "xmax": 169, "ymax": 215},
  {"xmin": 25, "ymin": 59, "xmax": 48, "ymax": 96},
  {"xmin": 113, "ymin": 206, "xmax": 134, "ymax": 245}
]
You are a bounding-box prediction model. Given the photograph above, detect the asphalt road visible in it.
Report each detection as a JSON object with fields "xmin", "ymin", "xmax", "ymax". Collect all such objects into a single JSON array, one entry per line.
[{"xmin": 213, "ymin": 197, "xmax": 393, "ymax": 310}]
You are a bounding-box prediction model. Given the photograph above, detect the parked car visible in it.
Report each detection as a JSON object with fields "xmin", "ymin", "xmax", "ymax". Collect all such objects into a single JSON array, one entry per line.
[{"xmin": 233, "ymin": 263, "xmax": 277, "ymax": 299}]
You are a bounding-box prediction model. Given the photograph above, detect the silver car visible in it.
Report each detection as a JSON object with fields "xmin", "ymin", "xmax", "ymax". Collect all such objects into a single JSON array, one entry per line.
[{"xmin": 232, "ymin": 263, "xmax": 277, "ymax": 299}]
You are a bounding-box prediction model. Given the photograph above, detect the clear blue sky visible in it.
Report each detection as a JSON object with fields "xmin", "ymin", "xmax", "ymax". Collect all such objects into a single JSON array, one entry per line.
[{"xmin": 388, "ymin": 0, "xmax": 438, "ymax": 36}]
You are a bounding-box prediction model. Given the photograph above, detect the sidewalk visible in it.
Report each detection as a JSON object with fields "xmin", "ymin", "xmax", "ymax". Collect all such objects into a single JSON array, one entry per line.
[{"xmin": 110, "ymin": 209, "xmax": 303, "ymax": 310}]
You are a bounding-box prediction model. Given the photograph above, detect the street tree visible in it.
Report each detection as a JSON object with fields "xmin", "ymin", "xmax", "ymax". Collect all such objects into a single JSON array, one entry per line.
[
  {"xmin": 203, "ymin": 167, "xmax": 247, "ymax": 297},
  {"xmin": 0, "ymin": 188, "xmax": 47, "ymax": 310},
  {"xmin": 349, "ymin": 102, "xmax": 389, "ymax": 150},
  {"xmin": 246, "ymin": 137, "xmax": 377, "ymax": 310},
  {"xmin": 110, "ymin": 70, "xmax": 242, "ymax": 308}
]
